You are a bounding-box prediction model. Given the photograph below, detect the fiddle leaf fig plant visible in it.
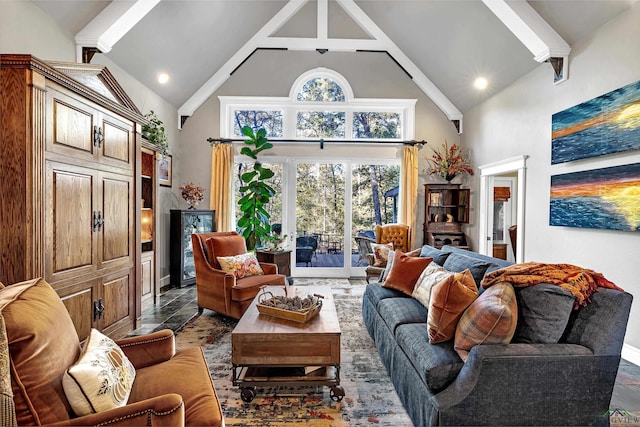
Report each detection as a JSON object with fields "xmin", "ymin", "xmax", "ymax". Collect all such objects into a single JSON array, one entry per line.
[
  {"xmin": 142, "ymin": 110, "xmax": 169, "ymax": 156},
  {"xmin": 237, "ymin": 126, "xmax": 275, "ymax": 250}
]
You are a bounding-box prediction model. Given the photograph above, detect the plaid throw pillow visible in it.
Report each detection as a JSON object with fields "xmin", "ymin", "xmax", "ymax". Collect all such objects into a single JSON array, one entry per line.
[{"xmin": 454, "ymin": 282, "xmax": 517, "ymax": 361}]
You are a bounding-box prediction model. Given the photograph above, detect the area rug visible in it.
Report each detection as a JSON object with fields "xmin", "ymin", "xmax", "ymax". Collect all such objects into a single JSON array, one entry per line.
[{"xmin": 175, "ymin": 279, "xmax": 413, "ymax": 426}]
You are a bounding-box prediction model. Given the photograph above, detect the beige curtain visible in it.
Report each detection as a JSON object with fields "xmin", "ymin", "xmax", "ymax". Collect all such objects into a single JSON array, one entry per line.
[
  {"xmin": 210, "ymin": 143, "xmax": 234, "ymax": 231},
  {"xmin": 400, "ymin": 145, "xmax": 419, "ymax": 249}
]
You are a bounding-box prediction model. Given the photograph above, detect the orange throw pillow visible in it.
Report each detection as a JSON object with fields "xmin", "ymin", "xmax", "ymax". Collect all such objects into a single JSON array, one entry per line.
[
  {"xmin": 427, "ymin": 269, "xmax": 478, "ymax": 343},
  {"xmin": 383, "ymin": 253, "xmax": 432, "ymax": 295}
]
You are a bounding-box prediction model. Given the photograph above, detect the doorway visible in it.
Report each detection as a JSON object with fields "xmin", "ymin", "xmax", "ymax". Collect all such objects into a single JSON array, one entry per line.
[{"xmin": 478, "ymin": 155, "xmax": 528, "ymax": 263}]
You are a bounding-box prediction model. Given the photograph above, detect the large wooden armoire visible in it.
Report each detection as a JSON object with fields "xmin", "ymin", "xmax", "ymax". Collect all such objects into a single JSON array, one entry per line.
[{"xmin": 0, "ymin": 54, "xmax": 145, "ymax": 340}]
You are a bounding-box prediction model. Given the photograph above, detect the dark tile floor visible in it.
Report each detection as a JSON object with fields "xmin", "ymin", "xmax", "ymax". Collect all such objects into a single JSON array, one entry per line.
[{"xmin": 131, "ymin": 282, "xmax": 640, "ymax": 416}]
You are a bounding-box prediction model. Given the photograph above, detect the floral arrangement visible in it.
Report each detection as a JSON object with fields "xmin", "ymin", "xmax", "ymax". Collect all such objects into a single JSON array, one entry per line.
[
  {"xmin": 426, "ymin": 140, "xmax": 474, "ymax": 181},
  {"xmin": 180, "ymin": 182, "xmax": 204, "ymax": 208}
]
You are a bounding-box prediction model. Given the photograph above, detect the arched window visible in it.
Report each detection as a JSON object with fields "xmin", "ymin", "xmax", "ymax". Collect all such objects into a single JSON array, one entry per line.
[{"xmin": 220, "ymin": 67, "xmax": 415, "ymax": 140}]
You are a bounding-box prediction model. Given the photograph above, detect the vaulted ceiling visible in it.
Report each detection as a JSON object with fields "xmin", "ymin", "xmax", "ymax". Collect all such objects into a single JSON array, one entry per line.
[{"xmin": 33, "ymin": 0, "xmax": 634, "ymax": 128}]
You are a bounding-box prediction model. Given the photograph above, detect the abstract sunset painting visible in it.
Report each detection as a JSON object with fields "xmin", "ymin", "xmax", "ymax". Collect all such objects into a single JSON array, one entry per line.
[
  {"xmin": 552, "ymin": 80, "xmax": 640, "ymax": 164},
  {"xmin": 550, "ymin": 163, "xmax": 640, "ymax": 232}
]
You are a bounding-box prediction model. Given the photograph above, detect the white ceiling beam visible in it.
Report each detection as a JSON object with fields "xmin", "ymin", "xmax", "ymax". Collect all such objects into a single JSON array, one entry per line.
[
  {"xmin": 179, "ymin": 0, "xmax": 464, "ymax": 132},
  {"xmin": 336, "ymin": 0, "xmax": 463, "ymax": 125},
  {"xmin": 75, "ymin": 0, "xmax": 160, "ymax": 62},
  {"xmin": 317, "ymin": 0, "xmax": 328, "ymax": 40},
  {"xmin": 178, "ymin": 0, "xmax": 310, "ymax": 126},
  {"xmin": 261, "ymin": 37, "xmax": 380, "ymax": 51},
  {"xmin": 482, "ymin": 0, "xmax": 571, "ymax": 83}
]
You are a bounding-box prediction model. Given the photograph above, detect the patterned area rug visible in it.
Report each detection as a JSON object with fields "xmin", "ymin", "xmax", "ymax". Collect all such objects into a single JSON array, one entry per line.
[{"xmin": 175, "ymin": 278, "xmax": 413, "ymax": 426}]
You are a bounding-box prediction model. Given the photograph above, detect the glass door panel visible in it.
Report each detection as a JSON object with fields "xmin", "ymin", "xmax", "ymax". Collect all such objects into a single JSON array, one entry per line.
[
  {"xmin": 293, "ymin": 162, "xmax": 346, "ymax": 276},
  {"xmin": 351, "ymin": 163, "xmax": 400, "ymax": 268}
]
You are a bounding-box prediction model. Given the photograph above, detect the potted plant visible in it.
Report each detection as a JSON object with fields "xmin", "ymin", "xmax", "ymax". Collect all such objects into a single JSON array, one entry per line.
[
  {"xmin": 237, "ymin": 126, "xmax": 275, "ymax": 251},
  {"xmin": 426, "ymin": 140, "xmax": 474, "ymax": 182},
  {"xmin": 142, "ymin": 110, "xmax": 169, "ymax": 156}
]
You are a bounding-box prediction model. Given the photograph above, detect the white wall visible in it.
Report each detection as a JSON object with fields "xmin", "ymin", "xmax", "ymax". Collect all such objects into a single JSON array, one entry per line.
[
  {"xmin": 0, "ymin": 1, "xmax": 179, "ymax": 282},
  {"xmin": 462, "ymin": 4, "xmax": 640, "ymax": 356}
]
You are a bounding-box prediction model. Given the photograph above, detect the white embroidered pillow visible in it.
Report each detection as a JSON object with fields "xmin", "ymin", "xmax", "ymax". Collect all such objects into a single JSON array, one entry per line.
[
  {"xmin": 412, "ymin": 262, "xmax": 454, "ymax": 308},
  {"xmin": 217, "ymin": 252, "xmax": 264, "ymax": 279},
  {"xmin": 63, "ymin": 329, "xmax": 136, "ymax": 416}
]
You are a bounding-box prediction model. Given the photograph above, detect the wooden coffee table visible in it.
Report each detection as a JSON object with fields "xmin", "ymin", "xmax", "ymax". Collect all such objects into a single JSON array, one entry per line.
[{"xmin": 231, "ymin": 285, "xmax": 343, "ymax": 402}]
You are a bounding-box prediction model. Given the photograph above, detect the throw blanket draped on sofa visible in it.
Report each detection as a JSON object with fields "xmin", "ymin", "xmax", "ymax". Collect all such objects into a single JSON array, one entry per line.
[{"xmin": 481, "ymin": 262, "xmax": 624, "ymax": 308}]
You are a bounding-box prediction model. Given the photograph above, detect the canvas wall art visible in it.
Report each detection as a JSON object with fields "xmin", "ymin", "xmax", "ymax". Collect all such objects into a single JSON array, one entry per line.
[
  {"xmin": 551, "ymin": 80, "xmax": 640, "ymax": 164},
  {"xmin": 550, "ymin": 163, "xmax": 640, "ymax": 232}
]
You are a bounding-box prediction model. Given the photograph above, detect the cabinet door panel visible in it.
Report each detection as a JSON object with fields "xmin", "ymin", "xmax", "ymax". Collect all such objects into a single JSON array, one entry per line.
[
  {"xmin": 100, "ymin": 173, "xmax": 133, "ymax": 268},
  {"xmin": 100, "ymin": 271, "xmax": 131, "ymax": 330},
  {"xmin": 46, "ymin": 162, "xmax": 96, "ymax": 281},
  {"xmin": 102, "ymin": 115, "xmax": 133, "ymax": 168},
  {"xmin": 48, "ymin": 90, "xmax": 96, "ymax": 159},
  {"xmin": 59, "ymin": 284, "xmax": 96, "ymax": 342}
]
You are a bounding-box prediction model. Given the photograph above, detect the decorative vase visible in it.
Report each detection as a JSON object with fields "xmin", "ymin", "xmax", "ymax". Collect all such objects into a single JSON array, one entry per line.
[{"xmin": 445, "ymin": 173, "xmax": 457, "ymax": 183}]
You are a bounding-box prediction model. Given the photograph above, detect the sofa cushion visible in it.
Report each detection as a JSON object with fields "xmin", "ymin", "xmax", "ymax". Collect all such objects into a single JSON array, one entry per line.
[
  {"xmin": 395, "ymin": 323, "xmax": 464, "ymax": 393},
  {"xmin": 428, "ymin": 269, "xmax": 479, "ymax": 343},
  {"xmin": 383, "ymin": 253, "xmax": 432, "ymax": 295},
  {"xmin": 378, "ymin": 298, "xmax": 428, "ymax": 335},
  {"xmin": 205, "ymin": 235, "xmax": 247, "ymax": 269},
  {"xmin": 129, "ymin": 346, "xmax": 224, "ymax": 427},
  {"xmin": 217, "ymin": 252, "xmax": 264, "ymax": 279},
  {"xmin": 364, "ymin": 283, "xmax": 408, "ymax": 308},
  {"xmin": 63, "ymin": 329, "xmax": 136, "ymax": 416},
  {"xmin": 412, "ymin": 263, "xmax": 453, "ymax": 309},
  {"xmin": 419, "ymin": 245, "xmax": 452, "ymax": 266},
  {"xmin": 0, "ymin": 278, "xmax": 80, "ymax": 426},
  {"xmin": 454, "ymin": 283, "xmax": 518, "ymax": 361},
  {"xmin": 442, "ymin": 253, "xmax": 497, "ymax": 289},
  {"xmin": 512, "ymin": 283, "xmax": 574, "ymax": 343}
]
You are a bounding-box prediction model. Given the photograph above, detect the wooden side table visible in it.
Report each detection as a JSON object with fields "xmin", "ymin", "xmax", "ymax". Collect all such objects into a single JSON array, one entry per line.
[{"xmin": 256, "ymin": 250, "xmax": 292, "ymax": 284}]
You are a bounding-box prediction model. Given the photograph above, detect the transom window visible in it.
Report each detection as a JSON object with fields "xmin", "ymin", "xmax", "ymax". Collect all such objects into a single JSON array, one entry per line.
[{"xmin": 220, "ymin": 67, "xmax": 415, "ymax": 141}]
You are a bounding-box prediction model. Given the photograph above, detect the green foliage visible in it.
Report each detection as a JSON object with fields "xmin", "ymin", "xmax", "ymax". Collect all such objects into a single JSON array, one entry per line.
[
  {"xmin": 237, "ymin": 126, "xmax": 276, "ymax": 250},
  {"xmin": 142, "ymin": 110, "xmax": 169, "ymax": 156}
]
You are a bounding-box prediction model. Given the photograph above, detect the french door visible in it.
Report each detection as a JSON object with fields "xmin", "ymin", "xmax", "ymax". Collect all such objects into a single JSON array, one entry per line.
[{"xmin": 289, "ymin": 161, "xmax": 350, "ymax": 278}]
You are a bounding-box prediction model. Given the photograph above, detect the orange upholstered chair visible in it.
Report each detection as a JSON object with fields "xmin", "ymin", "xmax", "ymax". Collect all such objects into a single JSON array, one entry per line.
[
  {"xmin": 375, "ymin": 223, "xmax": 411, "ymax": 253},
  {"xmin": 192, "ymin": 231, "xmax": 286, "ymax": 319},
  {"xmin": 364, "ymin": 224, "xmax": 412, "ymax": 283},
  {"xmin": 0, "ymin": 278, "xmax": 224, "ymax": 427}
]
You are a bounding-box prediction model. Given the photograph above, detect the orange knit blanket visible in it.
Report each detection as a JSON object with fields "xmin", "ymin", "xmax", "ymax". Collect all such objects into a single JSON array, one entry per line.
[{"xmin": 481, "ymin": 262, "xmax": 623, "ymax": 308}]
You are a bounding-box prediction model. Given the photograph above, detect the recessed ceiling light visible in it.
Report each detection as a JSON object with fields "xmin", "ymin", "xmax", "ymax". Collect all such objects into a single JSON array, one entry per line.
[
  {"xmin": 158, "ymin": 73, "xmax": 170, "ymax": 84},
  {"xmin": 474, "ymin": 77, "xmax": 488, "ymax": 90}
]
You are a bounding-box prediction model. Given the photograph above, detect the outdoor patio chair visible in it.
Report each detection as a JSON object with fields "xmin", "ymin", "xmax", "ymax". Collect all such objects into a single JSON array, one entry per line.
[
  {"xmin": 354, "ymin": 233, "xmax": 375, "ymax": 266},
  {"xmin": 296, "ymin": 235, "xmax": 318, "ymax": 267}
]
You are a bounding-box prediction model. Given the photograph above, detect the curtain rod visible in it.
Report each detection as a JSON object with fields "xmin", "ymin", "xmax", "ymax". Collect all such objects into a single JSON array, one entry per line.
[{"xmin": 206, "ymin": 137, "xmax": 427, "ymax": 150}]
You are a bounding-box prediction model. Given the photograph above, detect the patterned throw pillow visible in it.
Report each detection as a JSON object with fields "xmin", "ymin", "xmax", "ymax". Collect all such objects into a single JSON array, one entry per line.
[
  {"xmin": 427, "ymin": 269, "xmax": 479, "ymax": 343},
  {"xmin": 63, "ymin": 329, "xmax": 136, "ymax": 416},
  {"xmin": 454, "ymin": 282, "xmax": 517, "ymax": 361},
  {"xmin": 371, "ymin": 243, "xmax": 394, "ymax": 267},
  {"xmin": 217, "ymin": 252, "xmax": 264, "ymax": 279},
  {"xmin": 412, "ymin": 263, "xmax": 454, "ymax": 308}
]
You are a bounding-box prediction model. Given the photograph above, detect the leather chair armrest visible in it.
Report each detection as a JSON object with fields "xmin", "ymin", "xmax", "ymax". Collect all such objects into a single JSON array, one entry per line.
[
  {"xmin": 259, "ymin": 262, "xmax": 278, "ymax": 275},
  {"xmin": 116, "ymin": 329, "xmax": 176, "ymax": 369},
  {"xmin": 50, "ymin": 394, "xmax": 185, "ymax": 427}
]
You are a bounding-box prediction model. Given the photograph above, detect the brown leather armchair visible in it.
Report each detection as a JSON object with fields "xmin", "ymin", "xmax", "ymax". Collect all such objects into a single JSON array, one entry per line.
[
  {"xmin": 0, "ymin": 277, "xmax": 224, "ymax": 427},
  {"xmin": 192, "ymin": 231, "xmax": 286, "ymax": 319},
  {"xmin": 365, "ymin": 224, "xmax": 412, "ymax": 283}
]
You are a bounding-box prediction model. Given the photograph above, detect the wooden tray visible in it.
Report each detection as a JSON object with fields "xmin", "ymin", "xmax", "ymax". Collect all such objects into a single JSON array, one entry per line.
[{"xmin": 256, "ymin": 288, "xmax": 323, "ymax": 323}]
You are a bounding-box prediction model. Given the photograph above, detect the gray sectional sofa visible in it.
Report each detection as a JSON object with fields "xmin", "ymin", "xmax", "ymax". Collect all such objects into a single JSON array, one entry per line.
[{"xmin": 362, "ymin": 245, "xmax": 633, "ymax": 426}]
